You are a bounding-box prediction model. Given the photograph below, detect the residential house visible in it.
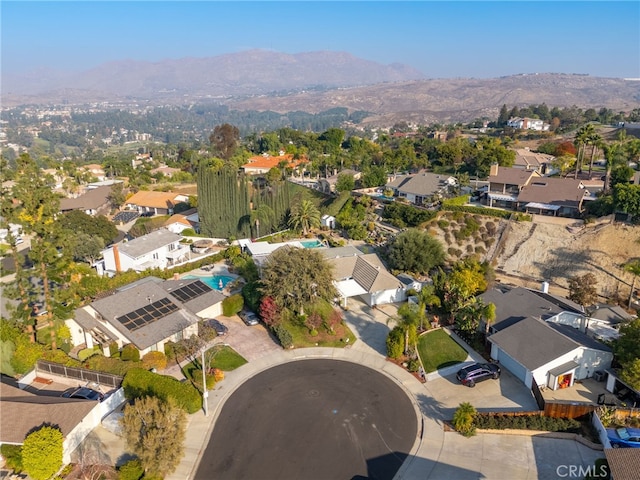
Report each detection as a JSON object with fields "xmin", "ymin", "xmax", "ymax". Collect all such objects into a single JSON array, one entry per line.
[
  {"xmin": 486, "ymin": 165, "xmax": 591, "ymax": 217},
  {"xmin": 97, "ymin": 228, "xmax": 189, "ymax": 276},
  {"xmin": 164, "ymin": 208, "xmax": 200, "ymax": 234},
  {"xmin": 79, "ymin": 164, "xmax": 106, "ymax": 182},
  {"xmin": 481, "ymin": 285, "xmax": 613, "ymax": 390},
  {"xmin": 604, "ymin": 449, "xmax": 640, "ymax": 480},
  {"xmin": 59, "ymin": 185, "xmax": 113, "ymax": 216},
  {"xmin": 67, "ymin": 276, "xmax": 224, "ymax": 357},
  {"xmin": 241, "ymin": 152, "xmax": 308, "ymax": 175},
  {"xmin": 317, "ymin": 169, "xmax": 362, "ymax": 194},
  {"xmin": 385, "ymin": 171, "xmax": 457, "ymax": 206},
  {"xmin": 517, "ymin": 177, "xmax": 590, "ymax": 217},
  {"xmin": 321, "ymin": 214, "xmax": 336, "ymax": 229},
  {"xmin": 41, "ymin": 168, "xmax": 65, "ymax": 190},
  {"xmin": 0, "ymin": 379, "xmax": 124, "ymax": 464},
  {"xmin": 151, "ymin": 165, "xmax": 182, "ymax": 179},
  {"xmin": 132, "ymin": 153, "xmax": 153, "ymax": 168},
  {"xmin": 124, "ymin": 191, "xmax": 189, "ymax": 216},
  {"xmin": 511, "ymin": 148, "xmax": 557, "ymax": 175},
  {"xmin": 488, "ymin": 316, "xmax": 613, "ymax": 390},
  {"xmin": 507, "ymin": 117, "xmax": 549, "ymax": 131},
  {"xmin": 322, "ymin": 246, "xmax": 405, "ymax": 307}
]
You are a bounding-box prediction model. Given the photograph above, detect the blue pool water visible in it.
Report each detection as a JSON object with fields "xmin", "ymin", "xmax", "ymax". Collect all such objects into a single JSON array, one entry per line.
[
  {"xmin": 300, "ymin": 239, "xmax": 324, "ymax": 248},
  {"xmin": 184, "ymin": 274, "xmax": 235, "ymax": 290}
]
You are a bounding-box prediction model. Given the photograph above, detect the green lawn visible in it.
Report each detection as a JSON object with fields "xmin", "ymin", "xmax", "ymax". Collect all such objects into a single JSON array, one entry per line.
[
  {"xmin": 205, "ymin": 345, "xmax": 247, "ymax": 371},
  {"xmin": 417, "ymin": 329, "xmax": 468, "ymax": 372}
]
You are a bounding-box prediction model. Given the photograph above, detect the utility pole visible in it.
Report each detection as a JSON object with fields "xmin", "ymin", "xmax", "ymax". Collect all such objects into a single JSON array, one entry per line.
[{"xmin": 201, "ymin": 349, "xmax": 209, "ymax": 417}]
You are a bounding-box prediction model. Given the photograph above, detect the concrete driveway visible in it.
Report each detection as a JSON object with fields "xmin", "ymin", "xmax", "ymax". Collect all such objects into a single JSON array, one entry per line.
[{"xmin": 215, "ymin": 314, "xmax": 281, "ymax": 362}]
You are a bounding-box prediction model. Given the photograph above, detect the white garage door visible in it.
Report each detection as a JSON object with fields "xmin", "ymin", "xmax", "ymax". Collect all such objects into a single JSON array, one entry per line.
[{"xmin": 496, "ymin": 349, "xmax": 528, "ymax": 383}]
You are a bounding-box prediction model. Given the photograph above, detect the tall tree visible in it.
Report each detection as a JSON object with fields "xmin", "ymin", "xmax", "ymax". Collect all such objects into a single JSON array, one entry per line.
[
  {"xmin": 586, "ymin": 132, "xmax": 602, "ymax": 177},
  {"xmin": 22, "ymin": 425, "xmax": 63, "ymax": 480},
  {"xmin": 209, "ymin": 123, "xmax": 240, "ymax": 160},
  {"xmin": 386, "ymin": 229, "xmax": 445, "ymax": 275},
  {"xmin": 121, "ymin": 396, "xmax": 187, "ymax": 478},
  {"xmin": 567, "ymin": 273, "xmax": 599, "ymax": 308},
  {"xmin": 260, "ymin": 246, "xmax": 336, "ymax": 314}
]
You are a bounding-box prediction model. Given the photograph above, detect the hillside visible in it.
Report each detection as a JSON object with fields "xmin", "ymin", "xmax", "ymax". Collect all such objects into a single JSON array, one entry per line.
[{"xmin": 493, "ymin": 219, "xmax": 640, "ymax": 303}]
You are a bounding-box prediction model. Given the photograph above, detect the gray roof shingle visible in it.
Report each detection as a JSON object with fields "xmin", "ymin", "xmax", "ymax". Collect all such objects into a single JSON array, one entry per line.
[{"xmin": 115, "ymin": 228, "xmax": 182, "ymax": 259}]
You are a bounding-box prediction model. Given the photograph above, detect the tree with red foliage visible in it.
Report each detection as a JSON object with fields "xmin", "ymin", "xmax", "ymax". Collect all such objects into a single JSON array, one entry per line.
[
  {"xmin": 306, "ymin": 313, "xmax": 323, "ymax": 332},
  {"xmin": 259, "ymin": 296, "xmax": 281, "ymax": 328},
  {"xmin": 326, "ymin": 309, "xmax": 343, "ymax": 334},
  {"xmin": 556, "ymin": 141, "xmax": 577, "ymax": 157}
]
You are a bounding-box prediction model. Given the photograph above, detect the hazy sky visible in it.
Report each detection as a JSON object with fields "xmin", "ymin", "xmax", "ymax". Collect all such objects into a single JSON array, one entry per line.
[{"xmin": 2, "ymin": 1, "xmax": 639, "ymax": 79}]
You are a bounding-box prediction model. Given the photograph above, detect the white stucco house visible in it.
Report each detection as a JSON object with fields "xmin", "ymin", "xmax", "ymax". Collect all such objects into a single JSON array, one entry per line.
[
  {"xmin": 97, "ymin": 228, "xmax": 190, "ymax": 276},
  {"xmin": 67, "ymin": 276, "xmax": 225, "ymax": 357},
  {"xmin": 481, "ymin": 285, "xmax": 612, "ymax": 390},
  {"xmin": 385, "ymin": 171, "xmax": 457, "ymax": 206}
]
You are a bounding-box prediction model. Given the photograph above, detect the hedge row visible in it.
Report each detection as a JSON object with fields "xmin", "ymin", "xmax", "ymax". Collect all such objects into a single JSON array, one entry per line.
[
  {"xmin": 441, "ymin": 204, "xmax": 531, "ymax": 221},
  {"xmin": 473, "ymin": 413, "xmax": 580, "ymax": 432},
  {"xmin": 122, "ymin": 368, "xmax": 201, "ymax": 414}
]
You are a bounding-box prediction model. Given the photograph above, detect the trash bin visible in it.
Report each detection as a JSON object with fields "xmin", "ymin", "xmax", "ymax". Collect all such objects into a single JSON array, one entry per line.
[{"xmin": 597, "ymin": 393, "xmax": 605, "ymax": 405}]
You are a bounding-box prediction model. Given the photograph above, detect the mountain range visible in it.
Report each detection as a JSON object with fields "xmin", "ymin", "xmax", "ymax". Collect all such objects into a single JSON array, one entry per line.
[{"xmin": 3, "ymin": 50, "xmax": 640, "ymax": 125}]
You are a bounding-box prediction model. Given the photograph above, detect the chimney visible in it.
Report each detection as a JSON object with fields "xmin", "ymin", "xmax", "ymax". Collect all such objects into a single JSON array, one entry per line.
[
  {"xmin": 113, "ymin": 244, "xmax": 122, "ymax": 273},
  {"xmin": 490, "ymin": 164, "xmax": 499, "ymax": 176},
  {"xmin": 541, "ymin": 281, "xmax": 549, "ymax": 294}
]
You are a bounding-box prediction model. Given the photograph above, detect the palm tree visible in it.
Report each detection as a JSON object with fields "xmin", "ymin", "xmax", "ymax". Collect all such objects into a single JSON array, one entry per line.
[
  {"xmin": 623, "ymin": 260, "xmax": 640, "ymax": 309},
  {"xmin": 587, "ymin": 132, "xmax": 603, "ymax": 178},
  {"xmin": 573, "ymin": 124, "xmax": 595, "ymax": 179},
  {"xmin": 288, "ymin": 199, "xmax": 321, "ymax": 235},
  {"xmin": 602, "ymin": 142, "xmax": 624, "ymax": 194},
  {"xmin": 249, "ymin": 204, "xmax": 275, "ymax": 239}
]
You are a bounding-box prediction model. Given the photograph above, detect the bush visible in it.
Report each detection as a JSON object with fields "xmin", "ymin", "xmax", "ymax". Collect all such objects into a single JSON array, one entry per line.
[
  {"xmin": 22, "ymin": 426, "xmax": 63, "ymax": 480},
  {"xmin": 442, "ymin": 204, "xmax": 517, "ymax": 219},
  {"xmin": 123, "ymin": 368, "xmax": 202, "ymax": 414},
  {"xmin": 118, "ymin": 459, "xmax": 144, "ymax": 480},
  {"xmin": 109, "ymin": 341, "xmax": 120, "ymax": 357},
  {"xmin": 453, "ymin": 402, "xmax": 477, "ymax": 437},
  {"xmin": 473, "ymin": 413, "xmax": 581, "ymax": 432},
  {"xmin": 141, "ymin": 351, "xmax": 167, "ymax": 371},
  {"xmin": 222, "ymin": 294, "xmax": 244, "ymax": 317},
  {"xmin": 273, "ymin": 324, "xmax": 293, "ymax": 349},
  {"xmin": 41, "ymin": 349, "xmax": 82, "ymax": 367},
  {"xmin": 1, "ymin": 444, "xmax": 23, "ymax": 473},
  {"xmin": 386, "ymin": 327, "xmax": 404, "ymax": 359},
  {"xmin": 78, "ymin": 347, "xmax": 100, "ymax": 361},
  {"xmin": 121, "ymin": 344, "xmax": 141, "ymax": 362}
]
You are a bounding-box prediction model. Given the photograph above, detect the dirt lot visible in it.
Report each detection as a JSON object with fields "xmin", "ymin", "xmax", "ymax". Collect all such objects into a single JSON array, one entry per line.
[{"xmin": 493, "ymin": 216, "xmax": 640, "ymax": 302}]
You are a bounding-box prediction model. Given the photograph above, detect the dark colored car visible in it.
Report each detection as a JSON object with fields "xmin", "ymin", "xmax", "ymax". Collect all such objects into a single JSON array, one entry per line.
[
  {"xmin": 239, "ymin": 309, "xmax": 259, "ymax": 326},
  {"xmin": 607, "ymin": 427, "xmax": 640, "ymax": 448},
  {"xmin": 207, "ymin": 319, "xmax": 228, "ymax": 336},
  {"xmin": 61, "ymin": 387, "xmax": 104, "ymax": 401},
  {"xmin": 456, "ymin": 362, "xmax": 501, "ymax": 387}
]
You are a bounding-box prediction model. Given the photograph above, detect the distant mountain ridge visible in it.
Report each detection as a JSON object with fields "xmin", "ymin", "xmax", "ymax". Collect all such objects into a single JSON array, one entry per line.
[
  {"xmin": 2, "ymin": 49, "xmax": 425, "ymax": 99},
  {"xmin": 2, "ymin": 50, "xmax": 640, "ymax": 125}
]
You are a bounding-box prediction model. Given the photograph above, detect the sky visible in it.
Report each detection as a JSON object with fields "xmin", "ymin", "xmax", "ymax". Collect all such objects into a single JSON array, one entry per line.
[{"xmin": 2, "ymin": 1, "xmax": 639, "ymax": 79}]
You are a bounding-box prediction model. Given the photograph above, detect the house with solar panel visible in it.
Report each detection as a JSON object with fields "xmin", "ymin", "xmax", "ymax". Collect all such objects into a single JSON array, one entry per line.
[
  {"xmin": 97, "ymin": 228, "xmax": 190, "ymax": 276},
  {"xmin": 67, "ymin": 276, "xmax": 225, "ymax": 356}
]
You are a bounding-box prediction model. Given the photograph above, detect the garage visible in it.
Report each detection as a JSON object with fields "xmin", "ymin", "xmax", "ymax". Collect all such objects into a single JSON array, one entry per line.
[{"xmin": 491, "ymin": 343, "xmax": 528, "ymax": 384}]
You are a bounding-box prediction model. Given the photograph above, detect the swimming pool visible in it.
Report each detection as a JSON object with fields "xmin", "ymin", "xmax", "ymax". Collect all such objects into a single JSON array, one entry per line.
[
  {"xmin": 183, "ymin": 274, "xmax": 235, "ymax": 291},
  {"xmin": 300, "ymin": 239, "xmax": 324, "ymax": 248}
]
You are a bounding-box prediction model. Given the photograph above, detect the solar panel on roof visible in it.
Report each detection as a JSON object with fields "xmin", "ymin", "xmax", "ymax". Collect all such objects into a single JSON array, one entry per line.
[
  {"xmin": 116, "ymin": 297, "xmax": 180, "ymax": 331},
  {"xmin": 170, "ymin": 280, "xmax": 212, "ymax": 303}
]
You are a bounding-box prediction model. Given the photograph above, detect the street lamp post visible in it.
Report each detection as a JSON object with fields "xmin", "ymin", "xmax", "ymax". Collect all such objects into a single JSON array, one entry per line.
[{"xmin": 201, "ymin": 349, "xmax": 209, "ymax": 417}]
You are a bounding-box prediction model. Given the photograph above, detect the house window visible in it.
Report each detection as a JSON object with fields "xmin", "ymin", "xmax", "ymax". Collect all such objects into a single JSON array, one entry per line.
[
  {"xmin": 168, "ymin": 243, "xmax": 175, "ymax": 251},
  {"xmin": 153, "ymin": 252, "xmax": 159, "ymax": 260}
]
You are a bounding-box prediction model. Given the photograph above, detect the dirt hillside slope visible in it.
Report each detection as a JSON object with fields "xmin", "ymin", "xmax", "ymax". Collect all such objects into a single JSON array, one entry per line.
[{"xmin": 494, "ymin": 219, "xmax": 640, "ymax": 302}]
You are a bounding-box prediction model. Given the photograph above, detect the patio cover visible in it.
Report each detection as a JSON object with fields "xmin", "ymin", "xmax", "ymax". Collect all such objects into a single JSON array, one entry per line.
[
  {"xmin": 548, "ymin": 361, "xmax": 579, "ymax": 377},
  {"xmin": 525, "ymin": 202, "xmax": 561, "ymax": 211},
  {"xmin": 487, "ymin": 193, "xmax": 518, "ymax": 202},
  {"xmin": 334, "ymin": 279, "xmax": 368, "ymax": 298}
]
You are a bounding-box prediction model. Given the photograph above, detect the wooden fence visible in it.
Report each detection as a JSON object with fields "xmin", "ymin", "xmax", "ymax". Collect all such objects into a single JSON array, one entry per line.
[{"xmin": 37, "ymin": 360, "xmax": 123, "ymax": 389}]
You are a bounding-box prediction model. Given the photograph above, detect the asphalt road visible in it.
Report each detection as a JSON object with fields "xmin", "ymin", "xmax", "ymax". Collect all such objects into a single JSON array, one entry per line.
[{"xmin": 195, "ymin": 359, "xmax": 418, "ymax": 480}]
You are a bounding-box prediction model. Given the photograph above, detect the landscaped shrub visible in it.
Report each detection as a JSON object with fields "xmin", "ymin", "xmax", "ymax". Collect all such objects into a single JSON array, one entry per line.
[
  {"xmin": 442, "ymin": 195, "xmax": 469, "ymax": 207},
  {"xmin": 273, "ymin": 324, "xmax": 293, "ymax": 348},
  {"xmin": 475, "ymin": 246, "xmax": 486, "ymax": 254},
  {"xmin": 466, "ymin": 244, "xmax": 474, "ymax": 253},
  {"xmin": 485, "ymin": 221, "xmax": 497, "ymax": 235},
  {"xmin": 386, "ymin": 327, "xmax": 404, "ymax": 359},
  {"xmin": 22, "ymin": 425, "xmax": 63, "ymax": 480},
  {"xmin": 78, "ymin": 347, "xmax": 100, "ymax": 362},
  {"xmin": 437, "ymin": 220, "xmax": 450, "ymax": 230},
  {"xmin": 109, "ymin": 341, "xmax": 120, "ymax": 357},
  {"xmin": 83, "ymin": 354, "xmax": 136, "ymax": 376},
  {"xmin": 141, "ymin": 351, "xmax": 167, "ymax": 371},
  {"xmin": 121, "ymin": 344, "xmax": 140, "ymax": 362},
  {"xmin": 453, "ymin": 402, "xmax": 477, "ymax": 437},
  {"xmin": 117, "ymin": 459, "xmax": 144, "ymax": 480},
  {"xmin": 41, "ymin": 349, "xmax": 82, "ymax": 367},
  {"xmin": 473, "ymin": 413, "xmax": 580, "ymax": 432},
  {"xmin": 123, "ymin": 368, "xmax": 201, "ymax": 414},
  {"xmin": 442, "ymin": 204, "xmax": 518, "ymax": 219},
  {"xmin": 1, "ymin": 444, "xmax": 23, "ymax": 473},
  {"xmin": 222, "ymin": 293, "xmax": 244, "ymax": 317}
]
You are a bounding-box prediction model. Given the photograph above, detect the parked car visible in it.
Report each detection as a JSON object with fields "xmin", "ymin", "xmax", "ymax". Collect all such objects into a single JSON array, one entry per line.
[
  {"xmin": 206, "ymin": 319, "xmax": 228, "ymax": 336},
  {"xmin": 61, "ymin": 386, "xmax": 104, "ymax": 401},
  {"xmin": 239, "ymin": 309, "xmax": 259, "ymax": 326},
  {"xmin": 456, "ymin": 362, "xmax": 501, "ymax": 387},
  {"xmin": 607, "ymin": 427, "xmax": 640, "ymax": 448}
]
